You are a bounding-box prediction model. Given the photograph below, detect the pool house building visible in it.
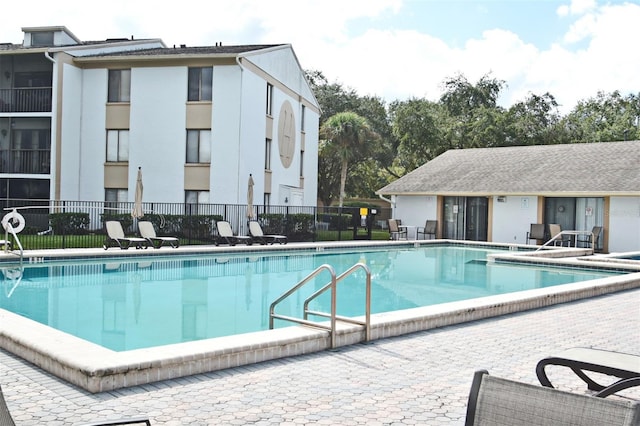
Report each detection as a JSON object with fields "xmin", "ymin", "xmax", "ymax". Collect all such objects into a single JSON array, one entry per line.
[
  {"xmin": 376, "ymin": 141, "xmax": 640, "ymax": 253},
  {"xmin": 0, "ymin": 26, "xmax": 319, "ymax": 212}
]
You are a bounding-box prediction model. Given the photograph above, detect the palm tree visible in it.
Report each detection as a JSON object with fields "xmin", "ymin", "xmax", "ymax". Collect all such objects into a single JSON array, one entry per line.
[{"xmin": 320, "ymin": 112, "xmax": 378, "ymax": 207}]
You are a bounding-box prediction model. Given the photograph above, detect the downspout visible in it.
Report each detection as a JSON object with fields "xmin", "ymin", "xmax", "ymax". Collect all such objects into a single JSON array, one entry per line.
[
  {"xmin": 235, "ymin": 55, "xmax": 244, "ymax": 206},
  {"xmin": 44, "ymin": 51, "xmax": 63, "ymax": 200},
  {"xmin": 378, "ymin": 194, "xmax": 396, "ymax": 218}
]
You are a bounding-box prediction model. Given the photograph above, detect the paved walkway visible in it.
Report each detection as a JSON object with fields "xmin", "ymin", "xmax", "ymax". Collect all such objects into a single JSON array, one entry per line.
[{"xmin": 1, "ymin": 288, "xmax": 639, "ymax": 425}]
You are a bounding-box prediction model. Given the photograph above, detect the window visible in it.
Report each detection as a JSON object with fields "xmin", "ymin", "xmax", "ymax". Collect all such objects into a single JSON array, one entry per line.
[
  {"xmin": 31, "ymin": 32, "xmax": 54, "ymax": 47},
  {"xmin": 105, "ymin": 188, "xmax": 128, "ymax": 210},
  {"xmin": 0, "ymin": 178, "xmax": 50, "ymax": 199},
  {"xmin": 14, "ymin": 72, "xmax": 52, "ymax": 88},
  {"xmin": 106, "ymin": 130, "xmax": 129, "ymax": 162},
  {"xmin": 108, "ymin": 70, "xmax": 131, "ymax": 102},
  {"xmin": 187, "ymin": 67, "xmax": 213, "ymax": 101},
  {"xmin": 299, "ymin": 150, "xmax": 304, "ymax": 177},
  {"xmin": 186, "ymin": 130, "xmax": 211, "ymax": 163},
  {"xmin": 301, "ymin": 105, "xmax": 306, "ymax": 132},
  {"xmin": 265, "ymin": 138, "xmax": 272, "ymax": 170},
  {"xmin": 185, "ymin": 190, "xmax": 210, "ymax": 215},
  {"xmin": 266, "ymin": 83, "xmax": 273, "ymax": 115}
]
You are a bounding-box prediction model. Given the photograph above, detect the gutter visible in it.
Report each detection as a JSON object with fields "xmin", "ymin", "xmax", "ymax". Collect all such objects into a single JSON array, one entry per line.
[{"xmin": 378, "ymin": 193, "xmax": 394, "ymax": 207}]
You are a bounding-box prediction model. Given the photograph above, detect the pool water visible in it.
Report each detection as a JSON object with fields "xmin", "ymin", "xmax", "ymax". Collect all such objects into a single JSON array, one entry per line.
[{"xmin": 0, "ymin": 246, "xmax": 619, "ymax": 351}]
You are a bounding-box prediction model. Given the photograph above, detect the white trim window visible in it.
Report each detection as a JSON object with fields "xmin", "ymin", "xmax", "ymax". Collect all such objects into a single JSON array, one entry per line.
[
  {"xmin": 107, "ymin": 69, "xmax": 131, "ymax": 102},
  {"xmin": 106, "ymin": 130, "xmax": 129, "ymax": 162},
  {"xmin": 266, "ymin": 83, "xmax": 273, "ymax": 115},
  {"xmin": 188, "ymin": 67, "xmax": 213, "ymax": 101},
  {"xmin": 185, "ymin": 190, "xmax": 210, "ymax": 215},
  {"xmin": 265, "ymin": 138, "xmax": 272, "ymax": 170},
  {"xmin": 186, "ymin": 130, "xmax": 211, "ymax": 163},
  {"xmin": 105, "ymin": 188, "xmax": 128, "ymax": 210}
]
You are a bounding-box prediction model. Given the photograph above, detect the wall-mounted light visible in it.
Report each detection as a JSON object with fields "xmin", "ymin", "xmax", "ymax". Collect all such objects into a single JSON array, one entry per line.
[
  {"xmin": 284, "ymin": 197, "xmax": 288, "ymax": 204},
  {"xmin": 3, "ymin": 71, "xmax": 10, "ymax": 80},
  {"xmin": 0, "ymin": 129, "xmax": 6, "ymax": 137}
]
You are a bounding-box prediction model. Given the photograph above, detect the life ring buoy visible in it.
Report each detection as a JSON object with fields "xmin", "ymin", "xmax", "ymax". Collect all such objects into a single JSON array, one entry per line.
[
  {"xmin": 2, "ymin": 210, "xmax": 25, "ymax": 234},
  {"xmin": 2, "ymin": 268, "xmax": 22, "ymax": 280}
]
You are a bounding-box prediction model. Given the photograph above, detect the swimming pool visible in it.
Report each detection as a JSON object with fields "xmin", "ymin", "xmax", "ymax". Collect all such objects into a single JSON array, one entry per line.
[
  {"xmin": 1, "ymin": 240, "xmax": 639, "ymax": 392},
  {"xmin": 0, "ymin": 245, "xmax": 620, "ymax": 351}
]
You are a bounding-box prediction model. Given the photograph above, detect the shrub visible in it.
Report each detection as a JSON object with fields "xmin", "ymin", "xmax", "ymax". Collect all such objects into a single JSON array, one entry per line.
[{"xmin": 50, "ymin": 212, "xmax": 90, "ymax": 234}]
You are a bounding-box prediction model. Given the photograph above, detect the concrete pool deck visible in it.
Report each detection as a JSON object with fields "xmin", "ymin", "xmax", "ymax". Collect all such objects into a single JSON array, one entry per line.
[
  {"xmin": 0, "ymin": 286, "xmax": 638, "ymax": 425},
  {"xmin": 1, "ymin": 241, "xmax": 640, "ymax": 396}
]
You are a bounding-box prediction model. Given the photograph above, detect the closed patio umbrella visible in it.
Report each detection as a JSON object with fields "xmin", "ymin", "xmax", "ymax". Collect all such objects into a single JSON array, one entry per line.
[
  {"xmin": 247, "ymin": 174, "xmax": 255, "ymax": 220},
  {"xmin": 131, "ymin": 167, "xmax": 144, "ymax": 219}
]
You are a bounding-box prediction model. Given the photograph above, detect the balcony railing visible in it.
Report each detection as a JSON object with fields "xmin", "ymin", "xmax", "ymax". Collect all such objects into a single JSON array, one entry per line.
[
  {"xmin": 0, "ymin": 88, "xmax": 52, "ymax": 113},
  {"xmin": 0, "ymin": 150, "xmax": 51, "ymax": 174}
]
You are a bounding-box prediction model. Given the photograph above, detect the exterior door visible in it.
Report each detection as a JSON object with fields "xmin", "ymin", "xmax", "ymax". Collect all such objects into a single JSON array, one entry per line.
[
  {"xmin": 465, "ymin": 197, "xmax": 488, "ymax": 241},
  {"xmin": 442, "ymin": 196, "xmax": 488, "ymax": 241}
]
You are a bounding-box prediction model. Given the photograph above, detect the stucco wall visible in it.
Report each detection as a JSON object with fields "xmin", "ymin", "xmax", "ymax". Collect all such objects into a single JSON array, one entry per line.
[
  {"xmin": 491, "ymin": 196, "xmax": 539, "ymax": 245},
  {"xmin": 129, "ymin": 66, "xmax": 187, "ymax": 203},
  {"xmin": 394, "ymin": 196, "xmax": 438, "ymax": 238},
  {"xmin": 609, "ymin": 197, "xmax": 640, "ymax": 253},
  {"xmin": 55, "ymin": 49, "xmax": 319, "ymax": 207}
]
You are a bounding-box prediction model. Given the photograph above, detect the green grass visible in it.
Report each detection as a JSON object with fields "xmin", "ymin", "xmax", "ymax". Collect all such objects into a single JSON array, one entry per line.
[
  {"xmin": 8, "ymin": 230, "xmax": 391, "ymax": 250},
  {"xmin": 316, "ymin": 229, "xmax": 390, "ymax": 242},
  {"xmin": 11, "ymin": 234, "xmax": 106, "ymax": 250}
]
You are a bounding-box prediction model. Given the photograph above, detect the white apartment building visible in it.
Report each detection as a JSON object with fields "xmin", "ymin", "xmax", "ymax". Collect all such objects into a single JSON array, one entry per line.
[{"xmin": 0, "ymin": 26, "xmax": 319, "ymax": 210}]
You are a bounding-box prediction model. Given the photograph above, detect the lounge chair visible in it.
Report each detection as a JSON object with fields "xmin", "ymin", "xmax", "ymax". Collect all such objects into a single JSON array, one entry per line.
[
  {"xmin": 138, "ymin": 221, "xmax": 179, "ymax": 249},
  {"xmin": 526, "ymin": 223, "xmax": 545, "ymax": 245},
  {"xmin": 387, "ymin": 219, "xmax": 407, "ymax": 240},
  {"xmin": 536, "ymin": 347, "xmax": 640, "ymax": 398},
  {"xmin": 104, "ymin": 221, "xmax": 148, "ymax": 250},
  {"xmin": 215, "ymin": 221, "xmax": 252, "ymax": 246},
  {"xmin": 248, "ymin": 221, "xmax": 287, "ymax": 245},
  {"xmin": 0, "ymin": 384, "xmax": 151, "ymax": 425},
  {"xmin": 465, "ymin": 370, "xmax": 640, "ymax": 426},
  {"xmin": 417, "ymin": 220, "xmax": 437, "ymax": 240}
]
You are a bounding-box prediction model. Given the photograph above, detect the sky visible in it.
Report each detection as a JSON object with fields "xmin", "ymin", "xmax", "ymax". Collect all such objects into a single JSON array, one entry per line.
[{"xmin": 2, "ymin": 0, "xmax": 639, "ymax": 113}]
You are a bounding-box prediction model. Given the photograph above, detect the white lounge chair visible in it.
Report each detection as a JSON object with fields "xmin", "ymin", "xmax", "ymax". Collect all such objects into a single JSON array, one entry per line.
[
  {"xmin": 104, "ymin": 221, "xmax": 148, "ymax": 250},
  {"xmin": 138, "ymin": 221, "xmax": 179, "ymax": 249},
  {"xmin": 248, "ymin": 221, "xmax": 287, "ymax": 245},
  {"xmin": 215, "ymin": 221, "xmax": 253, "ymax": 246}
]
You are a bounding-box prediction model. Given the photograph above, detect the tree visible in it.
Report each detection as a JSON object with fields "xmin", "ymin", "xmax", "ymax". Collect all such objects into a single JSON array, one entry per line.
[
  {"xmin": 320, "ymin": 112, "xmax": 378, "ymax": 207},
  {"xmin": 389, "ymin": 98, "xmax": 444, "ymax": 172},
  {"xmin": 440, "ymin": 73, "xmax": 504, "ymax": 117},
  {"xmin": 505, "ymin": 92, "xmax": 564, "ymax": 146},
  {"xmin": 561, "ymin": 91, "xmax": 640, "ymax": 143},
  {"xmin": 439, "ymin": 73, "xmax": 507, "ymax": 149}
]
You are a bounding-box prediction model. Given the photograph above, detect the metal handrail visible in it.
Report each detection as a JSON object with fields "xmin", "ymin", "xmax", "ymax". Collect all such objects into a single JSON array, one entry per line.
[
  {"xmin": 303, "ymin": 263, "xmax": 371, "ymax": 343},
  {"xmin": 269, "ymin": 262, "xmax": 371, "ymax": 348},
  {"xmin": 536, "ymin": 230, "xmax": 595, "ymax": 251},
  {"xmin": 269, "ymin": 264, "xmax": 336, "ymax": 329},
  {"xmin": 3, "ymin": 221, "xmax": 24, "ymax": 266}
]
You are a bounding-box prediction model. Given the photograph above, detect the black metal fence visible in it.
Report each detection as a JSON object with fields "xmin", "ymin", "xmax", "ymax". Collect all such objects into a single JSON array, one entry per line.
[{"xmin": 0, "ymin": 199, "xmax": 392, "ymax": 250}]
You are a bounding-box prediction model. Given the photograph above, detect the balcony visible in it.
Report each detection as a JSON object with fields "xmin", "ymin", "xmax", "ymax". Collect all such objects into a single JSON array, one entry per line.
[
  {"xmin": 0, "ymin": 88, "xmax": 52, "ymax": 113},
  {"xmin": 0, "ymin": 149, "xmax": 51, "ymax": 174}
]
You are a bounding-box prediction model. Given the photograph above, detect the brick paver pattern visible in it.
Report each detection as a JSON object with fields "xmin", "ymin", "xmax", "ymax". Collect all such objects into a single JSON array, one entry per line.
[{"xmin": 1, "ymin": 288, "xmax": 639, "ymax": 425}]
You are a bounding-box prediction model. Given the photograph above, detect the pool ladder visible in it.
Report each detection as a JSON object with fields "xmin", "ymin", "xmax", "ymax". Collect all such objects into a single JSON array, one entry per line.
[{"xmin": 269, "ymin": 263, "xmax": 371, "ymax": 349}]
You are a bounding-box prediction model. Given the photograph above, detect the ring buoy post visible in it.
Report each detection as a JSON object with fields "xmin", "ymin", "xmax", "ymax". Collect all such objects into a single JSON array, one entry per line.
[{"xmin": 2, "ymin": 209, "xmax": 26, "ymax": 234}]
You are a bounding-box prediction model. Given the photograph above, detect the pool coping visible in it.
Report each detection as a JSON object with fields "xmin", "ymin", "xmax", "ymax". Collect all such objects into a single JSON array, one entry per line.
[{"xmin": 2, "ymin": 241, "xmax": 640, "ymax": 393}]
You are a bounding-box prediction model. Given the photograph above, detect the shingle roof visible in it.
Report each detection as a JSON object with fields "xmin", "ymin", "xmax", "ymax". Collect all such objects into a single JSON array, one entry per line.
[
  {"xmin": 376, "ymin": 141, "xmax": 640, "ymax": 196},
  {"xmin": 82, "ymin": 44, "xmax": 283, "ymax": 58}
]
